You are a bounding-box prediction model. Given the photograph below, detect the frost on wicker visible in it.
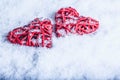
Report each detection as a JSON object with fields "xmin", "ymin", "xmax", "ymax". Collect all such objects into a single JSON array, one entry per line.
[
  {"xmin": 7, "ymin": 18, "xmax": 53, "ymax": 48},
  {"xmin": 55, "ymin": 7, "xmax": 99, "ymax": 37}
]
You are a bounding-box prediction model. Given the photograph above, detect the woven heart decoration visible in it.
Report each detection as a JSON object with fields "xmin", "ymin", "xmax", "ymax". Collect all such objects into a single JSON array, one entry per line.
[
  {"xmin": 55, "ymin": 7, "xmax": 99, "ymax": 37},
  {"xmin": 7, "ymin": 7, "xmax": 99, "ymax": 48},
  {"xmin": 7, "ymin": 18, "xmax": 53, "ymax": 48}
]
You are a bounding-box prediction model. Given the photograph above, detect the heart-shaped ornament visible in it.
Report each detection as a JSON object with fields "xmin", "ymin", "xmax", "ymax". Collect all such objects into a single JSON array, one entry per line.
[
  {"xmin": 55, "ymin": 7, "xmax": 99, "ymax": 37},
  {"xmin": 7, "ymin": 18, "xmax": 53, "ymax": 48}
]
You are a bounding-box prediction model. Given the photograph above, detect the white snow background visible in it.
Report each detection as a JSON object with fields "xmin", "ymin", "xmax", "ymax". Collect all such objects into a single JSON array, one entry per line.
[{"xmin": 0, "ymin": 0, "xmax": 120, "ymax": 79}]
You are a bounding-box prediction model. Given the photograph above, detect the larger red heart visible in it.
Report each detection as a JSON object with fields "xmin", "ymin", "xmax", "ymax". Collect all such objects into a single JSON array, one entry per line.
[
  {"xmin": 55, "ymin": 7, "xmax": 99, "ymax": 37},
  {"xmin": 7, "ymin": 18, "xmax": 53, "ymax": 48}
]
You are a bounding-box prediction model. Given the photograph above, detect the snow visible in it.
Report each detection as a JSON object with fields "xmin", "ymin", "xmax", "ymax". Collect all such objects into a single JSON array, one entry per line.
[{"xmin": 0, "ymin": 0, "xmax": 120, "ymax": 79}]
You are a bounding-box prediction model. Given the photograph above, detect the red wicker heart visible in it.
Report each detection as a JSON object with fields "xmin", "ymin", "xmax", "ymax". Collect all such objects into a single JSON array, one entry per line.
[
  {"xmin": 55, "ymin": 7, "xmax": 99, "ymax": 37},
  {"xmin": 7, "ymin": 18, "xmax": 53, "ymax": 48}
]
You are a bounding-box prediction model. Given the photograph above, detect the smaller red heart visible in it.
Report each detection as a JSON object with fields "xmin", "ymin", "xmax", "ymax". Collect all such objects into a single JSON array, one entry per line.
[
  {"xmin": 55, "ymin": 7, "xmax": 99, "ymax": 37},
  {"xmin": 7, "ymin": 18, "xmax": 53, "ymax": 48}
]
